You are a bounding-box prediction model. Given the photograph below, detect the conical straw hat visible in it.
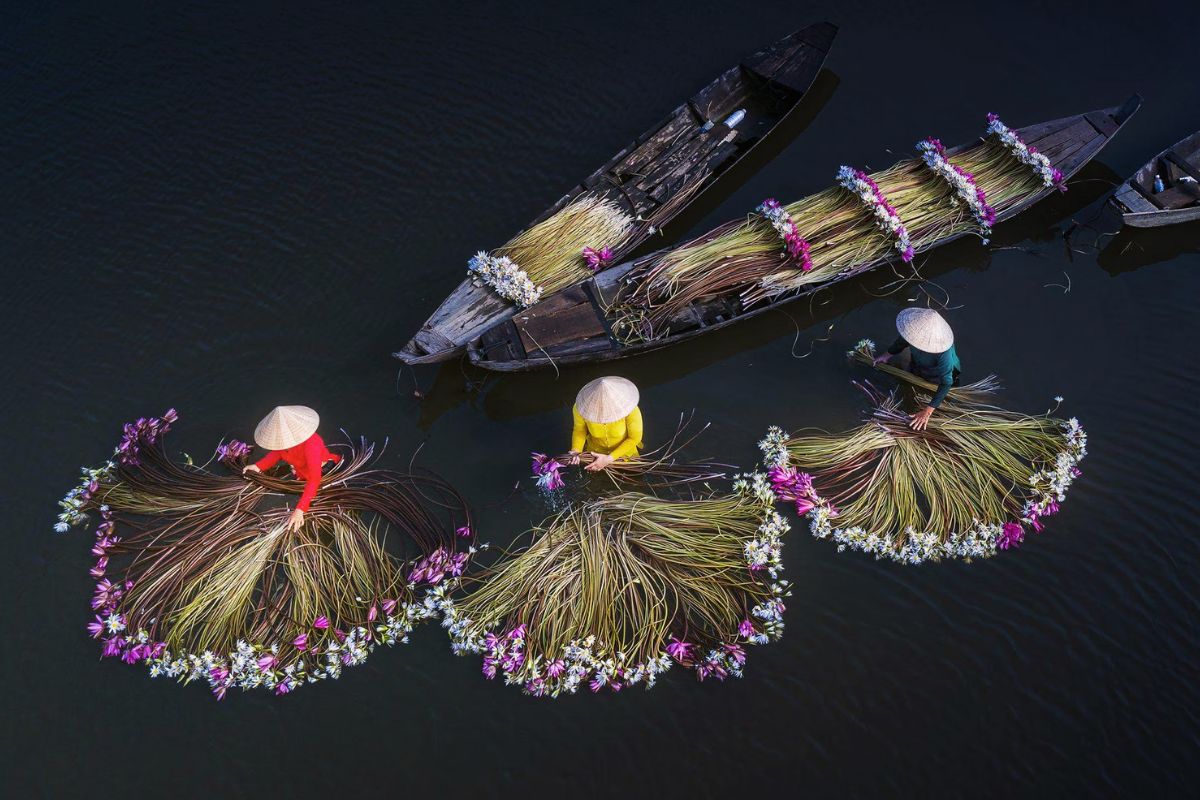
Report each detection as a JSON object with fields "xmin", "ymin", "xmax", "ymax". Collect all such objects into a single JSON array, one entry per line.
[
  {"xmin": 254, "ymin": 405, "xmax": 320, "ymax": 451},
  {"xmin": 896, "ymin": 308, "xmax": 954, "ymax": 353},
  {"xmin": 575, "ymin": 376, "xmax": 639, "ymax": 424}
]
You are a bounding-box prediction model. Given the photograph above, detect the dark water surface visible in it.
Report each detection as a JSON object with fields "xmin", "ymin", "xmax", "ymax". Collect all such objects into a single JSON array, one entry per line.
[{"xmin": 4, "ymin": 1, "xmax": 1198, "ymax": 796}]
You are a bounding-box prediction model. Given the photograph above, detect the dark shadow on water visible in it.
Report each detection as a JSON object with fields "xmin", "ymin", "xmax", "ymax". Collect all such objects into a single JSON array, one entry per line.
[{"xmin": 1097, "ymin": 219, "xmax": 1200, "ymax": 275}]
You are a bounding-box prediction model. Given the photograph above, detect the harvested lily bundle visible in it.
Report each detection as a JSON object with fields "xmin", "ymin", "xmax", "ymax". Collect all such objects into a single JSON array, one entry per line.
[
  {"xmin": 469, "ymin": 196, "xmax": 637, "ymax": 306},
  {"xmin": 440, "ymin": 486, "xmax": 790, "ymax": 697},
  {"xmin": 530, "ymin": 416, "xmax": 727, "ymax": 493},
  {"xmin": 757, "ymin": 386, "xmax": 1087, "ymax": 564},
  {"xmin": 616, "ymin": 113, "xmax": 1061, "ymax": 340},
  {"xmin": 57, "ymin": 410, "xmax": 474, "ymax": 699},
  {"xmin": 847, "ymin": 338, "xmax": 1001, "ymax": 406}
]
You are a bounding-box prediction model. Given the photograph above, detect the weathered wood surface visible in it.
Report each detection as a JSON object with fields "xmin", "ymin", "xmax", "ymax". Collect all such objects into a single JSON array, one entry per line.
[
  {"xmin": 395, "ymin": 22, "xmax": 837, "ymax": 364},
  {"xmin": 1111, "ymin": 129, "xmax": 1200, "ymax": 228},
  {"xmin": 471, "ymin": 96, "xmax": 1142, "ymax": 372}
]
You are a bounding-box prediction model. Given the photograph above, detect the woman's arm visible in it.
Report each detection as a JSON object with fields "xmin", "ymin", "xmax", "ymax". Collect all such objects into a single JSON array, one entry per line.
[
  {"xmin": 295, "ymin": 437, "xmax": 326, "ymax": 512},
  {"xmin": 570, "ymin": 406, "xmax": 587, "ymax": 453},
  {"xmin": 608, "ymin": 407, "xmax": 643, "ymax": 460},
  {"xmin": 254, "ymin": 450, "xmax": 283, "ymax": 471}
]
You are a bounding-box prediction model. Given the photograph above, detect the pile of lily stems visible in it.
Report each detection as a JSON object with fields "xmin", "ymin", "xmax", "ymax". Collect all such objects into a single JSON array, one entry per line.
[
  {"xmin": 774, "ymin": 383, "xmax": 1083, "ymax": 563},
  {"xmin": 495, "ymin": 195, "xmax": 637, "ymax": 294},
  {"xmin": 443, "ymin": 486, "xmax": 785, "ymax": 696},
  {"xmin": 616, "ymin": 138, "xmax": 1045, "ymax": 340},
  {"xmin": 554, "ymin": 414, "xmax": 730, "ymax": 490},
  {"xmin": 847, "ymin": 339, "xmax": 1001, "ymax": 406},
  {"xmin": 78, "ymin": 419, "xmax": 471, "ymax": 694}
]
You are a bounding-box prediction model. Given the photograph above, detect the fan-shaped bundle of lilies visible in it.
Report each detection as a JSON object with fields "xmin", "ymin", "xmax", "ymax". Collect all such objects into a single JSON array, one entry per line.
[
  {"xmin": 438, "ymin": 476, "xmax": 791, "ymax": 697},
  {"xmin": 56, "ymin": 410, "xmax": 474, "ymax": 699}
]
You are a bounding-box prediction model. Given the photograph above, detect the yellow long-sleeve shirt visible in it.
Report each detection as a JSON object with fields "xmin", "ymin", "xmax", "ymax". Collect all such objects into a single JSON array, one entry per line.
[{"xmin": 570, "ymin": 405, "xmax": 642, "ymax": 459}]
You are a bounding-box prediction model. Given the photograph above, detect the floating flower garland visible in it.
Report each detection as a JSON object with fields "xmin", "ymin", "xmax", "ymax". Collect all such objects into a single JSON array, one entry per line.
[
  {"xmin": 437, "ymin": 485, "xmax": 790, "ymax": 697},
  {"xmin": 916, "ymin": 138, "xmax": 998, "ymax": 241},
  {"xmin": 836, "ymin": 166, "xmax": 914, "ymax": 262},
  {"xmin": 757, "ymin": 396, "xmax": 1087, "ymax": 565},
  {"xmin": 986, "ymin": 113, "xmax": 1066, "ymax": 191},
  {"xmin": 59, "ymin": 411, "xmax": 476, "ymax": 699},
  {"xmin": 467, "ymin": 251, "xmax": 543, "ymax": 308},
  {"xmin": 755, "ymin": 198, "xmax": 813, "ymax": 271}
]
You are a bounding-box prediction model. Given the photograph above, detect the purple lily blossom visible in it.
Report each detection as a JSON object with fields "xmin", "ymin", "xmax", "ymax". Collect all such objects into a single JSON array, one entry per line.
[{"xmin": 666, "ymin": 637, "xmax": 694, "ymax": 664}]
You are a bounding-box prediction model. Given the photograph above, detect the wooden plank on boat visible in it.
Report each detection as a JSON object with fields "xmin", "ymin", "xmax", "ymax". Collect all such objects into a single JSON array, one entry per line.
[
  {"xmin": 614, "ymin": 106, "xmax": 699, "ymax": 177},
  {"xmin": 411, "ymin": 326, "xmax": 456, "ymax": 354},
  {"xmin": 1153, "ymin": 185, "xmax": 1200, "ymax": 209},
  {"xmin": 1113, "ymin": 183, "xmax": 1157, "ymax": 213},
  {"xmin": 514, "ymin": 286, "xmax": 608, "ymax": 352},
  {"xmin": 690, "ymin": 67, "xmax": 745, "ymax": 122},
  {"xmin": 1027, "ymin": 119, "xmax": 1095, "ymax": 156},
  {"xmin": 1083, "ymin": 111, "xmax": 1119, "ymax": 137},
  {"xmin": 478, "ymin": 321, "xmax": 525, "ymax": 362},
  {"xmin": 647, "ymin": 138, "xmax": 738, "ymax": 203},
  {"xmin": 635, "ymin": 124, "xmax": 729, "ymax": 193},
  {"xmin": 1165, "ymin": 150, "xmax": 1200, "ymax": 182}
]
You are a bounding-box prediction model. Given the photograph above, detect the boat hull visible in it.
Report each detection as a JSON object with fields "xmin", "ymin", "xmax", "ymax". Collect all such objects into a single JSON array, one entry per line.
[
  {"xmin": 395, "ymin": 23, "xmax": 838, "ymax": 365},
  {"xmin": 469, "ymin": 96, "xmax": 1143, "ymax": 372}
]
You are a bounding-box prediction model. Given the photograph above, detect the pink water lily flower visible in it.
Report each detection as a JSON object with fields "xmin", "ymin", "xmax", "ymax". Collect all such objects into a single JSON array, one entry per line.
[
  {"xmin": 381, "ymin": 599, "xmax": 397, "ymax": 615},
  {"xmin": 738, "ymin": 618, "xmax": 755, "ymax": 639},
  {"xmin": 546, "ymin": 659, "xmax": 566, "ymax": 678},
  {"xmin": 997, "ymin": 522, "xmax": 1024, "ymax": 550},
  {"xmin": 456, "ymin": 525, "xmax": 472, "ymax": 538},
  {"xmin": 293, "ymin": 633, "xmax": 308, "ymax": 651},
  {"xmin": 257, "ymin": 654, "xmax": 278, "ymax": 671},
  {"xmin": 313, "ymin": 616, "xmax": 330, "ymax": 630},
  {"xmin": 87, "ymin": 616, "xmax": 106, "ymax": 639},
  {"xmin": 666, "ymin": 637, "xmax": 694, "ymax": 664}
]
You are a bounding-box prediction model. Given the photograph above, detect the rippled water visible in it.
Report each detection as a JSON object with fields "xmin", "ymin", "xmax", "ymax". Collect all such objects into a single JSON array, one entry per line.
[{"xmin": 4, "ymin": 1, "xmax": 1198, "ymax": 795}]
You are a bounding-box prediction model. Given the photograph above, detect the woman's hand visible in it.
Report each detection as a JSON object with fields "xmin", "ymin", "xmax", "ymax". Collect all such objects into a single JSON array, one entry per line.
[
  {"xmin": 585, "ymin": 453, "xmax": 615, "ymax": 472},
  {"xmin": 286, "ymin": 508, "xmax": 305, "ymax": 532},
  {"xmin": 909, "ymin": 406, "xmax": 935, "ymax": 431},
  {"xmin": 243, "ymin": 464, "xmax": 261, "ymax": 476},
  {"xmin": 566, "ymin": 451, "xmax": 581, "ymax": 466},
  {"xmin": 873, "ymin": 353, "xmax": 891, "ymax": 366}
]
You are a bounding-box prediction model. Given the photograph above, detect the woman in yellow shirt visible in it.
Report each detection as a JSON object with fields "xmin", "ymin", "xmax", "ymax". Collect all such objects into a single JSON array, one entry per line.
[{"xmin": 566, "ymin": 376, "xmax": 643, "ymax": 472}]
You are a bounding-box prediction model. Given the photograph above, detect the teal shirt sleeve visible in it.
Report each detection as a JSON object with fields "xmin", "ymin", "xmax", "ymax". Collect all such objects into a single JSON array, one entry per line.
[{"xmin": 927, "ymin": 348, "xmax": 957, "ymax": 409}]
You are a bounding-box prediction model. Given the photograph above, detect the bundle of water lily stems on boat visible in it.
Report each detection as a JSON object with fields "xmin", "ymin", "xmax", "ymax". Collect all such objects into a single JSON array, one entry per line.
[
  {"xmin": 614, "ymin": 115, "xmax": 1062, "ymax": 341},
  {"xmin": 56, "ymin": 410, "xmax": 474, "ymax": 699},
  {"xmin": 757, "ymin": 376, "xmax": 1087, "ymax": 565},
  {"xmin": 470, "ymin": 195, "xmax": 639, "ymax": 306},
  {"xmin": 439, "ymin": 480, "xmax": 790, "ymax": 697}
]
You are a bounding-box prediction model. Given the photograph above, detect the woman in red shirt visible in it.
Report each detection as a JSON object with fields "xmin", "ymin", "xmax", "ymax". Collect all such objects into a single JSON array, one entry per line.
[{"xmin": 242, "ymin": 405, "xmax": 341, "ymax": 531}]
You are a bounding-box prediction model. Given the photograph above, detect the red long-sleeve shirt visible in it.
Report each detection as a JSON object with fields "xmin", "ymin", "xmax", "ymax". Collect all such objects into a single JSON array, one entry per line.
[{"xmin": 253, "ymin": 432, "xmax": 342, "ymax": 512}]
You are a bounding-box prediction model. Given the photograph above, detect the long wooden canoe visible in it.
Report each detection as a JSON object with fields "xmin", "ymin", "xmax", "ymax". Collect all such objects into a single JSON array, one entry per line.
[
  {"xmin": 1109, "ymin": 130, "xmax": 1200, "ymax": 228},
  {"xmin": 467, "ymin": 96, "xmax": 1142, "ymax": 372},
  {"xmin": 394, "ymin": 22, "xmax": 837, "ymax": 365}
]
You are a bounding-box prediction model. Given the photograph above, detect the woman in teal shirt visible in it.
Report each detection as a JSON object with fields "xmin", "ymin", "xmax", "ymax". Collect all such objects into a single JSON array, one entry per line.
[{"xmin": 874, "ymin": 308, "xmax": 961, "ymax": 430}]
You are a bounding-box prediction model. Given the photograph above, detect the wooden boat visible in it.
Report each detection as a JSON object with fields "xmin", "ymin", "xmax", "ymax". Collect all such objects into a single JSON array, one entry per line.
[
  {"xmin": 467, "ymin": 96, "xmax": 1142, "ymax": 372},
  {"xmin": 1109, "ymin": 130, "xmax": 1200, "ymax": 228},
  {"xmin": 394, "ymin": 22, "xmax": 837, "ymax": 365}
]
